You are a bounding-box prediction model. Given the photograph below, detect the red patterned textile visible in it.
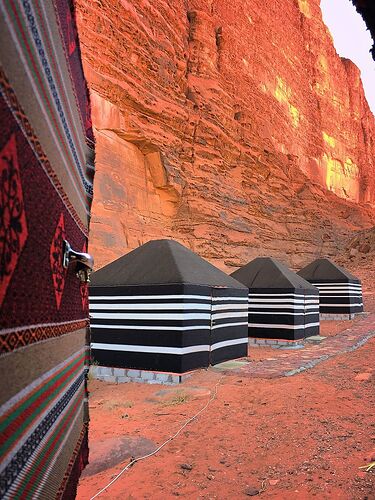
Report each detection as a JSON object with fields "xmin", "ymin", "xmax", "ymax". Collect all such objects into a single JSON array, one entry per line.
[
  {"xmin": 0, "ymin": 73, "xmax": 87, "ymax": 331},
  {"xmin": 0, "ymin": 133, "xmax": 28, "ymax": 307},
  {"xmin": 0, "ymin": 0, "xmax": 94, "ymax": 498}
]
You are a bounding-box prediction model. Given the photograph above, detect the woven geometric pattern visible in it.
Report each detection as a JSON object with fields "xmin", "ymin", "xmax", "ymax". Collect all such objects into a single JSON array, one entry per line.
[{"xmin": 0, "ymin": 0, "xmax": 94, "ymax": 497}]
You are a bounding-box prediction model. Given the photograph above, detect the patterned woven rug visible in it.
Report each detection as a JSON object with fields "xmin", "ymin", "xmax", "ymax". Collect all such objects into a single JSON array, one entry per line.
[{"xmin": 0, "ymin": 1, "xmax": 94, "ymax": 498}]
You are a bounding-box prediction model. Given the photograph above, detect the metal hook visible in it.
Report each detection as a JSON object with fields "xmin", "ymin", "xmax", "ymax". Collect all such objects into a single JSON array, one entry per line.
[{"xmin": 63, "ymin": 240, "xmax": 94, "ymax": 283}]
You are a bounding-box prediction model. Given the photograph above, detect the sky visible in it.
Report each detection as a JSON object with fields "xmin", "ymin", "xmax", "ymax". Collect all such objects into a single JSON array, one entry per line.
[{"xmin": 320, "ymin": 0, "xmax": 375, "ymax": 116}]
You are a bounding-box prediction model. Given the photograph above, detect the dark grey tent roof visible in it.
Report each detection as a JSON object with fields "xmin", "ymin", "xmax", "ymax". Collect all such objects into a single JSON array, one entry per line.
[
  {"xmin": 91, "ymin": 239, "xmax": 246, "ymax": 289},
  {"xmin": 297, "ymin": 258, "xmax": 360, "ymax": 283},
  {"xmin": 230, "ymin": 257, "xmax": 317, "ymax": 290}
]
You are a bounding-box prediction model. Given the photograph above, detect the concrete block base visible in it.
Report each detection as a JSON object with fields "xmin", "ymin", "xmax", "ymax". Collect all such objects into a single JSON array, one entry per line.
[
  {"xmin": 89, "ymin": 365, "xmax": 191, "ymax": 385},
  {"xmin": 320, "ymin": 313, "xmax": 355, "ymax": 321},
  {"xmin": 248, "ymin": 337, "xmax": 303, "ymax": 347}
]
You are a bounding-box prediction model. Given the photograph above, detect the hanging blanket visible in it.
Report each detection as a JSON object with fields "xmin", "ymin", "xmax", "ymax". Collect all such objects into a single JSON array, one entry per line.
[{"xmin": 0, "ymin": 0, "xmax": 94, "ymax": 498}]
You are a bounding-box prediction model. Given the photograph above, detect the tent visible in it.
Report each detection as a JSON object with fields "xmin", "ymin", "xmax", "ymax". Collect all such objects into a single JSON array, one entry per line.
[
  {"xmin": 297, "ymin": 258, "xmax": 363, "ymax": 317},
  {"xmin": 230, "ymin": 257, "xmax": 320, "ymax": 341},
  {"xmin": 89, "ymin": 240, "xmax": 249, "ymax": 373}
]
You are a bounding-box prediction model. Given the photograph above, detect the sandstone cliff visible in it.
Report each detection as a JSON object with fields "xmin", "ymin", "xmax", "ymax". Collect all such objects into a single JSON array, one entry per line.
[{"xmin": 76, "ymin": 0, "xmax": 375, "ymax": 271}]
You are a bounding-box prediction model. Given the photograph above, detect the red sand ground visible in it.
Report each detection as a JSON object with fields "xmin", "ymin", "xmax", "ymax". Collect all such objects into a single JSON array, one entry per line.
[{"xmin": 78, "ymin": 298, "xmax": 375, "ymax": 499}]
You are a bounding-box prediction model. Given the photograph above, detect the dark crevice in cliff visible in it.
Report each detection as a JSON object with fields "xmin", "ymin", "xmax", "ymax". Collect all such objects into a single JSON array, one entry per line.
[
  {"xmin": 215, "ymin": 26, "xmax": 223, "ymax": 71},
  {"xmin": 187, "ymin": 11, "xmax": 196, "ymax": 43}
]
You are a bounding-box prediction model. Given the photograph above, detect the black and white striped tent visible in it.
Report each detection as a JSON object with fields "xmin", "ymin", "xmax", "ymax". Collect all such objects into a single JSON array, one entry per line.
[
  {"xmin": 89, "ymin": 240, "xmax": 249, "ymax": 373},
  {"xmin": 230, "ymin": 257, "xmax": 320, "ymax": 341},
  {"xmin": 297, "ymin": 258, "xmax": 363, "ymax": 317}
]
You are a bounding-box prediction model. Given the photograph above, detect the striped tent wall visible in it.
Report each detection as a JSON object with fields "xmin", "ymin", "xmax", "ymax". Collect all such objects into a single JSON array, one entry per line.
[
  {"xmin": 248, "ymin": 288, "xmax": 320, "ymax": 341},
  {"xmin": 90, "ymin": 284, "xmax": 248, "ymax": 373},
  {"xmin": 310, "ymin": 281, "xmax": 363, "ymax": 315},
  {"xmin": 210, "ymin": 287, "xmax": 249, "ymax": 365}
]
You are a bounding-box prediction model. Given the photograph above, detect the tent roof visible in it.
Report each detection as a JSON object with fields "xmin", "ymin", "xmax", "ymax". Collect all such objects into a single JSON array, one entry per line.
[
  {"xmin": 90, "ymin": 239, "xmax": 247, "ymax": 289},
  {"xmin": 297, "ymin": 258, "xmax": 360, "ymax": 282},
  {"xmin": 230, "ymin": 257, "xmax": 317, "ymax": 290}
]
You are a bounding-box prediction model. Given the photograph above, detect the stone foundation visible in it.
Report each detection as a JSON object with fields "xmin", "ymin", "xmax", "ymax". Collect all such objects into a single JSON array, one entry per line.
[
  {"xmin": 248, "ymin": 338, "xmax": 303, "ymax": 347},
  {"xmin": 320, "ymin": 313, "xmax": 355, "ymax": 321},
  {"xmin": 89, "ymin": 365, "xmax": 191, "ymax": 385}
]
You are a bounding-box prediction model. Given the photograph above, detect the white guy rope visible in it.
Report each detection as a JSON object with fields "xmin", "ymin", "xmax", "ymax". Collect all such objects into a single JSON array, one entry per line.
[{"xmin": 90, "ymin": 376, "xmax": 223, "ymax": 499}]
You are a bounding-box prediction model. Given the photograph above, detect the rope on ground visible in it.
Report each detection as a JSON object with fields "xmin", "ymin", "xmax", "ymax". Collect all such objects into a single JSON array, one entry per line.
[
  {"xmin": 90, "ymin": 376, "xmax": 224, "ymax": 500},
  {"xmin": 359, "ymin": 461, "xmax": 375, "ymax": 472}
]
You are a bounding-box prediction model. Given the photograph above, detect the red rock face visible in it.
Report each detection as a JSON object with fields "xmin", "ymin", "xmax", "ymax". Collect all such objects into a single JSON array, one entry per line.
[{"xmin": 75, "ymin": 0, "xmax": 375, "ymax": 271}]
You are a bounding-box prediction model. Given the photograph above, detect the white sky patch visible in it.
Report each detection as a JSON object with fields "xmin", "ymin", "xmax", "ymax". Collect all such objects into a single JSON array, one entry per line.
[{"xmin": 320, "ymin": 0, "xmax": 375, "ymax": 115}]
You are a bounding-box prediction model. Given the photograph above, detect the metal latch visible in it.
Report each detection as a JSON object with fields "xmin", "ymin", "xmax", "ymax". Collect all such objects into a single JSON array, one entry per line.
[{"xmin": 63, "ymin": 240, "xmax": 94, "ymax": 283}]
